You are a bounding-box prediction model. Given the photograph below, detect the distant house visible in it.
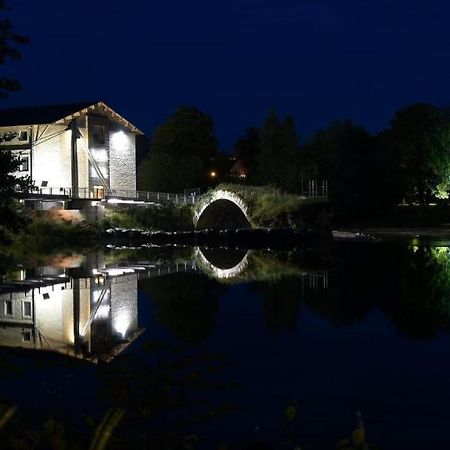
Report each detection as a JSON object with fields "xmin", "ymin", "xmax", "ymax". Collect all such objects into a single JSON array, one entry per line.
[
  {"xmin": 230, "ymin": 158, "xmax": 247, "ymax": 179},
  {"xmin": 0, "ymin": 101, "xmax": 143, "ymax": 196}
]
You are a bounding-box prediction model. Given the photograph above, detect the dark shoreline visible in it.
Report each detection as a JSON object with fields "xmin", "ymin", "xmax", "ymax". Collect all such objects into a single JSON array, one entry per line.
[
  {"xmin": 103, "ymin": 227, "xmax": 325, "ymax": 249},
  {"xmin": 103, "ymin": 226, "xmax": 450, "ymax": 249}
]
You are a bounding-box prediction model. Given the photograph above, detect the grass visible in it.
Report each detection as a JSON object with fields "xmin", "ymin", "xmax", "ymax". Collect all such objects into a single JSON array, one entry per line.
[{"xmin": 102, "ymin": 205, "xmax": 194, "ymax": 231}]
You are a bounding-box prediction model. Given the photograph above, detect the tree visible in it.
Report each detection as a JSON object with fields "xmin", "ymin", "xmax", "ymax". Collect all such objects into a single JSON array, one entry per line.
[
  {"xmin": 138, "ymin": 106, "xmax": 218, "ymax": 192},
  {"xmin": 301, "ymin": 120, "xmax": 375, "ymax": 218},
  {"xmin": 232, "ymin": 126, "xmax": 260, "ymax": 181},
  {"xmin": 387, "ymin": 103, "xmax": 450, "ymax": 204},
  {"xmin": 0, "ymin": 2, "xmax": 30, "ymax": 241},
  {"xmin": 0, "ymin": 148, "xmax": 32, "ymax": 242},
  {"xmin": 254, "ymin": 110, "xmax": 301, "ymax": 192},
  {"xmin": 0, "ymin": 0, "xmax": 29, "ymax": 98}
]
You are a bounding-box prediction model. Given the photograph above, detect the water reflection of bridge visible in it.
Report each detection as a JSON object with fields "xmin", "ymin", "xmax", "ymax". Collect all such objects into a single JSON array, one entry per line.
[{"xmin": 0, "ymin": 250, "xmax": 328, "ymax": 362}]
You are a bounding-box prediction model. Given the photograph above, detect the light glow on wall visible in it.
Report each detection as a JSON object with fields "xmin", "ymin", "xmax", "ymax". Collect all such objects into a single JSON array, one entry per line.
[
  {"xmin": 111, "ymin": 130, "xmax": 128, "ymax": 149},
  {"xmin": 94, "ymin": 304, "xmax": 111, "ymax": 320},
  {"xmin": 113, "ymin": 311, "xmax": 131, "ymax": 338}
]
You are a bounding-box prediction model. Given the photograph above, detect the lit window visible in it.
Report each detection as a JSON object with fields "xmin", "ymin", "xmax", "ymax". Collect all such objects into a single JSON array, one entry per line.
[
  {"xmin": 4, "ymin": 301, "xmax": 12, "ymax": 316},
  {"xmin": 91, "ymin": 149, "xmax": 108, "ymax": 163},
  {"xmin": 23, "ymin": 301, "xmax": 32, "ymax": 318},
  {"xmin": 20, "ymin": 156, "xmax": 29, "ymax": 172},
  {"xmin": 90, "ymin": 165, "xmax": 108, "ymax": 178}
]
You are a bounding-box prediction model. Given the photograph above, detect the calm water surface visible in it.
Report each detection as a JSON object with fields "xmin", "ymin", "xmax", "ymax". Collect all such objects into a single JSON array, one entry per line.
[{"xmin": 1, "ymin": 241, "xmax": 450, "ymax": 449}]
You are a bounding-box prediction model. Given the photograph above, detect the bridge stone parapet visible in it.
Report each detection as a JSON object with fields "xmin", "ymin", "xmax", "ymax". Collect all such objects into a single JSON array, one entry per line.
[{"xmin": 193, "ymin": 189, "xmax": 252, "ymax": 228}]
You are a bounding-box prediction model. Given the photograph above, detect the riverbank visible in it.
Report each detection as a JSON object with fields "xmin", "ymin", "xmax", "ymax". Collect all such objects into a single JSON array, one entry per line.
[
  {"xmin": 335, "ymin": 227, "xmax": 450, "ymax": 240},
  {"xmin": 103, "ymin": 227, "xmax": 323, "ymax": 249}
]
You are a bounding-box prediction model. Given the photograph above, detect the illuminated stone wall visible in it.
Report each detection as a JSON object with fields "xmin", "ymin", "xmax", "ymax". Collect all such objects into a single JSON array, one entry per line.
[
  {"xmin": 109, "ymin": 128, "xmax": 136, "ymax": 192},
  {"xmin": 110, "ymin": 275, "xmax": 138, "ymax": 340}
]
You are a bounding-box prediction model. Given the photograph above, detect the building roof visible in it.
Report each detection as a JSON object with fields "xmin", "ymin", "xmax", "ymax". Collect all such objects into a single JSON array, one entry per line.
[{"xmin": 0, "ymin": 101, "xmax": 143, "ymax": 134}]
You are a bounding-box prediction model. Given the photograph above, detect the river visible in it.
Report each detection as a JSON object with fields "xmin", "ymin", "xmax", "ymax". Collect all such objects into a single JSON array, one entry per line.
[{"xmin": 0, "ymin": 240, "xmax": 449, "ymax": 449}]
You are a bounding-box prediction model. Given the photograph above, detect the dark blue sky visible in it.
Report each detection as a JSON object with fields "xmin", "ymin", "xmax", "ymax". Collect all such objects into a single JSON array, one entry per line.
[{"xmin": 3, "ymin": 0, "xmax": 450, "ymax": 148}]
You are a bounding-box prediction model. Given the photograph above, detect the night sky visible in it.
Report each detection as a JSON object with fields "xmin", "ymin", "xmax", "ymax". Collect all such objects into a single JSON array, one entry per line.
[{"xmin": 3, "ymin": 0, "xmax": 450, "ymax": 149}]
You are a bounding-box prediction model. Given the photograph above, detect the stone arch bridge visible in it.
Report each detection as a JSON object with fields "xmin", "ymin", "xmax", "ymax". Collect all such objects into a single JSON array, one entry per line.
[
  {"xmin": 192, "ymin": 184, "xmax": 328, "ymax": 229},
  {"xmin": 193, "ymin": 189, "xmax": 253, "ymax": 228}
]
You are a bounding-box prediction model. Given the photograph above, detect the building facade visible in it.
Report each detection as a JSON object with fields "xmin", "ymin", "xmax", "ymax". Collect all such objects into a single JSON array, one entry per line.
[
  {"xmin": 0, "ymin": 262, "xmax": 141, "ymax": 363},
  {"xmin": 0, "ymin": 101, "xmax": 143, "ymax": 196}
]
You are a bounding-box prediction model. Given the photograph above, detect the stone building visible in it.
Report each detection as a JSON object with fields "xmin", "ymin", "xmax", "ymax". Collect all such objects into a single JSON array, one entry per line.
[{"xmin": 0, "ymin": 101, "xmax": 143, "ymax": 196}]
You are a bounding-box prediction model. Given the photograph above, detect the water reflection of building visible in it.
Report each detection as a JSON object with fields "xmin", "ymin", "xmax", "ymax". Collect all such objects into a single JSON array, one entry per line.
[{"xmin": 0, "ymin": 267, "xmax": 142, "ymax": 363}]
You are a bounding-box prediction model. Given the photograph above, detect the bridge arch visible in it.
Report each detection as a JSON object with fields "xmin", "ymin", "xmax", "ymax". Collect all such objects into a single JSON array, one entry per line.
[
  {"xmin": 193, "ymin": 189, "xmax": 252, "ymax": 228},
  {"xmin": 194, "ymin": 247, "xmax": 250, "ymax": 280}
]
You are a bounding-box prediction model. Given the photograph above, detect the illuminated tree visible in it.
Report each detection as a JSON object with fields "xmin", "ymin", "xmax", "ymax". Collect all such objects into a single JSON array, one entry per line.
[
  {"xmin": 0, "ymin": 0, "xmax": 29, "ymax": 98},
  {"xmin": 388, "ymin": 103, "xmax": 450, "ymax": 204},
  {"xmin": 0, "ymin": 148, "xmax": 32, "ymax": 242}
]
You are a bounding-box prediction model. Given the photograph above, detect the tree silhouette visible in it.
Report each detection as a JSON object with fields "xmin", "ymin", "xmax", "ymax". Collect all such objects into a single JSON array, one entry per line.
[
  {"xmin": 254, "ymin": 111, "xmax": 301, "ymax": 192},
  {"xmin": 138, "ymin": 106, "xmax": 218, "ymax": 192},
  {"xmin": 0, "ymin": 0, "xmax": 29, "ymax": 98}
]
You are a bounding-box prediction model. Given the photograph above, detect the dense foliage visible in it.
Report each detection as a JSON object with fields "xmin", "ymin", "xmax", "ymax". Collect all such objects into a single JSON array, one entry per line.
[
  {"xmin": 0, "ymin": 148, "xmax": 32, "ymax": 242},
  {"xmin": 138, "ymin": 106, "xmax": 218, "ymax": 192},
  {"xmin": 230, "ymin": 103, "xmax": 450, "ymax": 222},
  {"xmin": 103, "ymin": 205, "xmax": 194, "ymax": 231}
]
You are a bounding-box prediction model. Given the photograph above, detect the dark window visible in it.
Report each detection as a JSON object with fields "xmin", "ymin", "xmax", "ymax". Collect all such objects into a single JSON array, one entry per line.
[
  {"xmin": 4, "ymin": 301, "xmax": 12, "ymax": 316},
  {"xmin": 77, "ymin": 116, "xmax": 86, "ymax": 128},
  {"xmin": 92, "ymin": 125, "xmax": 106, "ymax": 144},
  {"xmin": 43, "ymin": 293, "xmax": 50, "ymax": 300},
  {"xmin": 18, "ymin": 131, "xmax": 28, "ymax": 141},
  {"xmin": 22, "ymin": 331, "xmax": 32, "ymax": 342},
  {"xmin": 20, "ymin": 156, "xmax": 29, "ymax": 172},
  {"xmin": 23, "ymin": 301, "xmax": 32, "ymax": 318}
]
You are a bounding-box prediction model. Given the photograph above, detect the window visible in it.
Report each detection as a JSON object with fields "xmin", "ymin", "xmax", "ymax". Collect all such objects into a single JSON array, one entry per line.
[
  {"xmin": 77, "ymin": 116, "xmax": 86, "ymax": 128},
  {"xmin": 4, "ymin": 301, "xmax": 12, "ymax": 316},
  {"xmin": 22, "ymin": 301, "xmax": 32, "ymax": 318},
  {"xmin": 20, "ymin": 156, "xmax": 29, "ymax": 172},
  {"xmin": 22, "ymin": 331, "xmax": 32, "ymax": 342},
  {"xmin": 43, "ymin": 293, "xmax": 50, "ymax": 300},
  {"xmin": 90, "ymin": 165, "xmax": 108, "ymax": 179},
  {"xmin": 92, "ymin": 125, "xmax": 106, "ymax": 144},
  {"xmin": 18, "ymin": 131, "xmax": 28, "ymax": 142}
]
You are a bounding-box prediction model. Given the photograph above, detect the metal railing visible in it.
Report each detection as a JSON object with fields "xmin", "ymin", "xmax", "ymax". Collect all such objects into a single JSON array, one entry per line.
[
  {"xmin": 21, "ymin": 181, "xmax": 328, "ymax": 204},
  {"xmin": 299, "ymin": 179, "xmax": 328, "ymax": 201},
  {"xmin": 22, "ymin": 187, "xmax": 199, "ymax": 205}
]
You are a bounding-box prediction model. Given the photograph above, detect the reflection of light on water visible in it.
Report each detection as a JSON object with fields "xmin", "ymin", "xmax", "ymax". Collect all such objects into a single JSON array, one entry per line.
[
  {"xmin": 194, "ymin": 247, "xmax": 249, "ymax": 279},
  {"xmin": 113, "ymin": 312, "xmax": 131, "ymax": 338}
]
